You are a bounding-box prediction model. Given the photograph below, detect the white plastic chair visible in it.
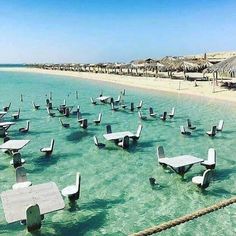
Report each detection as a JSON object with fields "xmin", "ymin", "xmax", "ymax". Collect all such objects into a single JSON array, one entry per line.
[
  {"xmin": 192, "ymin": 169, "xmax": 212, "ymax": 189},
  {"xmin": 201, "ymin": 148, "xmax": 216, "ymax": 169},
  {"xmin": 61, "ymin": 172, "xmax": 81, "ymax": 201}
]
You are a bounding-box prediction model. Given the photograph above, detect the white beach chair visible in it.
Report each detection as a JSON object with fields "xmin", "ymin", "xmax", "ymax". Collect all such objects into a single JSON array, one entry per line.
[
  {"xmin": 106, "ymin": 124, "xmax": 112, "ymax": 134},
  {"xmin": 216, "ymin": 120, "xmax": 224, "ymax": 132},
  {"xmin": 206, "ymin": 126, "xmax": 217, "ymax": 137},
  {"xmin": 157, "ymin": 146, "xmax": 166, "ymax": 164},
  {"xmin": 61, "ymin": 172, "xmax": 81, "ymax": 201},
  {"xmin": 114, "ymin": 95, "xmax": 121, "ymax": 105},
  {"xmin": 10, "ymin": 152, "xmax": 25, "ymax": 168},
  {"xmin": 3, "ymin": 102, "xmax": 11, "ymax": 112},
  {"xmin": 40, "ymin": 139, "xmax": 55, "ymax": 156},
  {"xmin": 12, "ymin": 108, "xmax": 20, "ymax": 120},
  {"xmin": 32, "ymin": 101, "xmax": 40, "ymax": 110},
  {"xmin": 180, "ymin": 125, "xmax": 191, "ymax": 135},
  {"xmin": 47, "ymin": 107, "xmax": 55, "ymax": 117},
  {"xmin": 93, "ymin": 136, "xmax": 105, "ymax": 148},
  {"xmin": 187, "ymin": 119, "xmax": 196, "ymax": 130},
  {"xmin": 93, "ymin": 113, "xmax": 102, "ymax": 125},
  {"xmin": 0, "ymin": 127, "xmax": 7, "ymax": 138},
  {"xmin": 118, "ymin": 135, "xmax": 129, "ymax": 149},
  {"xmin": 138, "ymin": 111, "xmax": 147, "ymax": 120},
  {"xmin": 168, "ymin": 107, "xmax": 175, "ymax": 118},
  {"xmin": 59, "ymin": 118, "xmax": 70, "ymax": 128},
  {"xmin": 149, "ymin": 107, "xmax": 157, "ymax": 117},
  {"xmin": 130, "ymin": 102, "xmax": 134, "ymax": 112},
  {"xmin": 201, "ymin": 148, "xmax": 216, "ymax": 169},
  {"xmin": 12, "ymin": 166, "xmax": 32, "ymax": 190},
  {"xmin": 80, "ymin": 119, "xmax": 88, "ymax": 129},
  {"xmin": 131, "ymin": 124, "xmax": 143, "ymax": 141},
  {"xmin": 26, "ymin": 204, "xmax": 42, "ymax": 232},
  {"xmin": 160, "ymin": 112, "xmax": 167, "ymax": 121},
  {"xmin": 111, "ymin": 102, "xmax": 119, "ymax": 111},
  {"xmin": 136, "ymin": 100, "xmax": 143, "ymax": 109},
  {"xmin": 192, "ymin": 169, "xmax": 212, "ymax": 189},
  {"xmin": 90, "ymin": 97, "xmax": 97, "ymax": 105},
  {"xmin": 19, "ymin": 120, "xmax": 30, "ymax": 133}
]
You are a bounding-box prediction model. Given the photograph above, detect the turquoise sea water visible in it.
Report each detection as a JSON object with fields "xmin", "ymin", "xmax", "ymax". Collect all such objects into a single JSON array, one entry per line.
[{"xmin": 0, "ymin": 70, "xmax": 235, "ymax": 236}]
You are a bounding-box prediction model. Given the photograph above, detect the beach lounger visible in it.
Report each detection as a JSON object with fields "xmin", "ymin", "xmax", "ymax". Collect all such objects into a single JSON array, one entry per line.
[
  {"xmin": 61, "ymin": 172, "xmax": 81, "ymax": 201},
  {"xmin": 192, "ymin": 169, "xmax": 212, "ymax": 189},
  {"xmin": 160, "ymin": 112, "xmax": 167, "ymax": 121},
  {"xmin": 216, "ymin": 120, "xmax": 224, "ymax": 132},
  {"xmin": 106, "ymin": 124, "xmax": 112, "ymax": 134},
  {"xmin": 10, "ymin": 152, "xmax": 25, "ymax": 168},
  {"xmin": 40, "ymin": 139, "xmax": 55, "ymax": 156},
  {"xmin": 12, "ymin": 166, "xmax": 32, "ymax": 190},
  {"xmin": 149, "ymin": 107, "xmax": 157, "ymax": 117},
  {"xmin": 32, "ymin": 102, "xmax": 40, "ymax": 110},
  {"xmin": 168, "ymin": 107, "xmax": 175, "ymax": 118},
  {"xmin": 93, "ymin": 113, "xmax": 102, "ymax": 125},
  {"xmin": 118, "ymin": 135, "xmax": 129, "ymax": 149},
  {"xmin": 131, "ymin": 124, "xmax": 143, "ymax": 140},
  {"xmin": 19, "ymin": 120, "xmax": 30, "ymax": 133},
  {"xmin": 138, "ymin": 111, "xmax": 147, "ymax": 120},
  {"xmin": 59, "ymin": 118, "xmax": 70, "ymax": 128},
  {"xmin": 136, "ymin": 100, "xmax": 143, "ymax": 109},
  {"xmin": 3, "ymin": 102, "xmax": 11, "ymax": 112},
  {"xmin": 93, "ymin": 136, "xmax": 105, "ymax": 148},
  {"xmin": 12, "ymin": 109, "xmax": 20, "ymax": 120},
  {"xmin": 187, "ymin": 119, "xmax": 196, "ymax": 130},
  {"xmin": 201, "ymin": 148, "xmax": 216, "ymax": 169},
  {"xmin": 90, "ymin": 97, "xmax": 97, "ymax": 105},
  {"xmin": 180, "ymin": 125, "xmax": 191, "ymax": 135},
  {"xmin": 206, "ymin": 126, "xmax": 217, "ymax": 137}
]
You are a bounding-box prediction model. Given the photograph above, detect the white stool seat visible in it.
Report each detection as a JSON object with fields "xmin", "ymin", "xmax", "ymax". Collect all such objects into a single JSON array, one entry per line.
[
  {"xmin": 12, "ymin": 181, "xmax": 32, "ymax": 190},
  {"xmin": 41, "ymin": 147, "xmax": 51, "ymax": 152},
  {"xmin": 192, "ymin": 176, "xmax": 203, "ymax": 185},
  {"xmin": 61, "ymin": 185, "xmax": 77, "ymax": 196},
  {"xmin": 201, "ymin": 160, "xmax": 214, "ymax": 165}
]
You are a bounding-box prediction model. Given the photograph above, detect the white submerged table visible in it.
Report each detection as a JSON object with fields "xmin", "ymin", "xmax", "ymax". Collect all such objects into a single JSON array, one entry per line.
[
  {"xmin": 96, "ymin": 96, "xmax": 111, "ymax": 103},
  {"xmin": 0, "ymin": 122, "xmax": 16, "ymax": 130},
  {"xmin": 0, "ymin": 140, "xmax": 30, "ymax": 152},
  {"xmin": 159, "ymin": 155, "xmax": 204, "ymax": 176},
  {"xmin": 1, "ymin": 182, "xmax": 65, "ymax": 223},
  {"xmin": 103, "ymin": 131, "xmax": 134, "ymax": 141}
]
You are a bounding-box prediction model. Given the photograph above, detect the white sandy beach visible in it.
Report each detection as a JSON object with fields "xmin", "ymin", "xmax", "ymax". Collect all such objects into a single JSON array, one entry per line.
[{"xmin": 1, "ymin": 67, "xmax": 236, "ymax": 104}]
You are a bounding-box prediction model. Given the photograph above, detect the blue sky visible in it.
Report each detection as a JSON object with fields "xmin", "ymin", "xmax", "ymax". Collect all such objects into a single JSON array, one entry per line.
[{"xmin": 0, "ymin": 0, "xmax": 236, "ymax": 63}]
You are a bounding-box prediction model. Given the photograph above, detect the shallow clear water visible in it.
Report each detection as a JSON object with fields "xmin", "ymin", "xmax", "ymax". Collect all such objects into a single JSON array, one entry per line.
[{"xmin": 0, "ymin": 71, "xmax": 235, "ymax": 236}]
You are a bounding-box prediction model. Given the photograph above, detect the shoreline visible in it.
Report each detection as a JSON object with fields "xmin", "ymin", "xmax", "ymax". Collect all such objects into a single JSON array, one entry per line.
[{"xmin": 1, "ymin": 67, "xmax": 236, "ymax": 104}]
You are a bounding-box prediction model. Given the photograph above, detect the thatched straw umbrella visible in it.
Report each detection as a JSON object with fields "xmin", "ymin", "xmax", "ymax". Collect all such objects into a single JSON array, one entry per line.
[{"xmin": 204, "ymin": 56, "xmax": 236, "ymax": 92}]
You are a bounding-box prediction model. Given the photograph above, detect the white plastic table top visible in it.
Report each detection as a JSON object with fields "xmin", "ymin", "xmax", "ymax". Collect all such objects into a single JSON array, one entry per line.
[
  {"xmin": 1, "ymin": 182, "xmax": 65, "ymax": 223},
  {"xmin": 103, "ymin": 131, "xmax": 134, "ymax": 141},
  {"xmin": 159, "ymin": 155, "xmax": 203, "ymax": 168},
  {"xmin": 96, "ymin": 96, "xmax": 111, "ymax": 101},
  {"xmin": 0, "ymin": 122, "xmax": 16, "ymax": 127},
  {"xmin": 0, "ymin": 140, "xmax": 30, "ymax": 151}
]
